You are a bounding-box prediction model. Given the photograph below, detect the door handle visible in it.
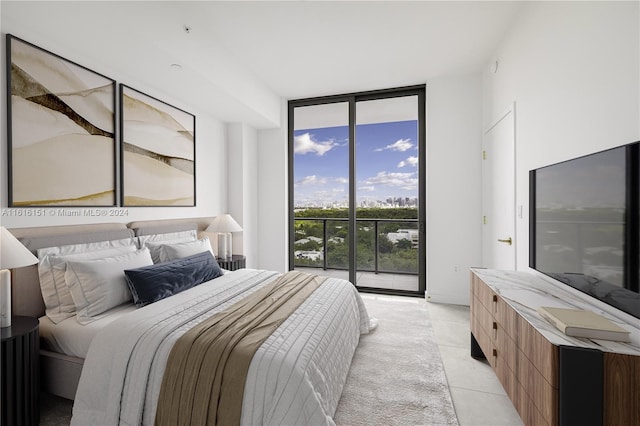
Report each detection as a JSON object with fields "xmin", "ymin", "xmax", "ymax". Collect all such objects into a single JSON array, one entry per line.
[{"xmin": 497, "ymin": 237, "xmax": 512, "ymax": 246}]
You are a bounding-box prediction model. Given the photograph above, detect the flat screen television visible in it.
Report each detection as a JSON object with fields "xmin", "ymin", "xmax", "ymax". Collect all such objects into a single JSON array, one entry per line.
[{"xmin": 529, "ymin": 141, "xmax": 640, "ymax": 319}]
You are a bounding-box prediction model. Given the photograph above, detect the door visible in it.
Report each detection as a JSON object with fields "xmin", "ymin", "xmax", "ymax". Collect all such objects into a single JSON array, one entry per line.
[
  {"xmin": 290, "ymin": 101, "xmax": 351, "ymax": 283},
  {"xmin": 354, "ymin": 95, "xmax": 422, "ymax": 292},
  {"xmin": 289, "ymin": 86, "xmax": 426, "ymax": 295},
  {"xmin": 482, "ymin": 104, "xmax": 516, "ymax": 270}
]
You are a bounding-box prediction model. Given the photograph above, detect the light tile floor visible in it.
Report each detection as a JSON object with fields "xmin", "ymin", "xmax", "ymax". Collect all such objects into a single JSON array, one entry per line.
[{"xmin": 425, "ymin": 301, "xmax": 524, "ymax": 426}]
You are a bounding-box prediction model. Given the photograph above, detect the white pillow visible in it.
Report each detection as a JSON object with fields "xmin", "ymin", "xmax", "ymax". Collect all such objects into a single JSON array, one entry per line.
[
  {"xmin": 37, "ymin": 238, "xmax": 137, "ymax": 323},
  {"xmin": 156, "ymin": 237, "xmax": 215, "ymax": 263},
  {"xmin": 65, "ymin": 248, "xmax": 154, "ymax": 324},
  {"xmin": 48, "ymin": 246, "xmax": 138, "ymax": 321},
  {"xmin": 138, "ymin": 230, "xmax": 198, "ymax": 263}
]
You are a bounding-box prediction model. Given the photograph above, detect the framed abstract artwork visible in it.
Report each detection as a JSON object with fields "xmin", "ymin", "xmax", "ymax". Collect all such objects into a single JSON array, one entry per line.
[
  {"xmin": 120, "ymin": 85, "xmax": 196, "ymax": 206},
  {"xmin": 6, "ymin": 34, "xmax": 116, "ymax": 206}
]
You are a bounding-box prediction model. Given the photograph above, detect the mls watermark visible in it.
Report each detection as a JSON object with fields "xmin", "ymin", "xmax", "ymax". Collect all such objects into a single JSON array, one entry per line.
[{"xmin": 1, "ymin": 208, "xmax": 130, "ymax": 217}]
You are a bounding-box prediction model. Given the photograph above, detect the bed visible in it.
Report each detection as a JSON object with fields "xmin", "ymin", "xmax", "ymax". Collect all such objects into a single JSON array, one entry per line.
[{"xmin": 9, "ymin": 218, "xmax": 371, "ymax": 425}]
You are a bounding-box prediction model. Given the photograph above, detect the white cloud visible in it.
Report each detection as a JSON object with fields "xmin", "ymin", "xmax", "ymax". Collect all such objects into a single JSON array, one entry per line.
[
  {"xmin": 294, "ymin": 133, "xmax": 335, "ymax": 156},
  {"xmin": 311, "ymin": 189, "xmax": 348, "ymax": 202},
  {"xmin": 375, "ymin": 138, "xmax": 413, "ymax": 152},
  {"xmin": 361, "ymin": 171, "xmax": 417, "ymax": 190},
  {"xmin": 295, "ymin": 175, "xmax": 327, "ymax": 186},
  {"xmin": 398, "ymin": 156, "xmax": 418, "ymax": 168},
  {"xmin": 358, "ymin": 185, "xmax": 376, "ymax": 192},
  {"xmin": 335, "ymin": 177, "xmax": 348, "ymax": 184}
]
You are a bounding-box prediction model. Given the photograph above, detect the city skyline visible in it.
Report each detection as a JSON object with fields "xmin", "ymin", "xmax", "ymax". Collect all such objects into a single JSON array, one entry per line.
[
  {"xmin": 294, "ymin": 196, "xmax": 419, "ymax": 209},
  {"xmin": 293, "ymin": 119, "xmax": 419, "ymax": 207}
]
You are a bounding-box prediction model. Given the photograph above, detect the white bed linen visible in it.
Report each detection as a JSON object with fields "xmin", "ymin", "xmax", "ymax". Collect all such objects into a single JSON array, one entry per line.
[
  {"xmin": 39, "ymin": 304, "xmax": 137, "ymax": 358},
  {"xmin": 71, "ymin": 269, "xmax": 370, "ymax": 426}
]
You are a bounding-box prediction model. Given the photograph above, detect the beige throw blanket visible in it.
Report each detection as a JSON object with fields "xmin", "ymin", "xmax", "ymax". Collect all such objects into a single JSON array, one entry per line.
[{"xmin": 155, "ymin": 271, "xmax": 327, "ymax": 426}]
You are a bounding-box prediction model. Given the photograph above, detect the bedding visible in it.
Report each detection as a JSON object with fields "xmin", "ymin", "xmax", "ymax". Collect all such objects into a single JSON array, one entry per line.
[
  {"xmin": 39, "ymin": 304, "xmax": 137, "ymax": 358},
  {"xmin": 65, "ymin": 248, "xmax": 154, "ymax": 324},
  {"xmin": 37, "ymin": 237, "xmax": 138, "ymax": 323},
  {"xmin": 8, "ymin": 220, "xmax": 214, "ymax": 401},
  {"xmin": 156, "ymin": 271, "xmax": 326, "ymax": 426},
  {"xmin": 124, "ymin": 251, "xmax": 223, "ymax": 306},
  {"xmin": 71, "ymin": 268, "xmax": 370, "ymax": 426},
  {"xmin": 152, "ymin": 236, "xmax": 215, "ymax": 263},
  {"xmin": 138, "ymin": 230, "xmax": 198, "ymax": 263}
]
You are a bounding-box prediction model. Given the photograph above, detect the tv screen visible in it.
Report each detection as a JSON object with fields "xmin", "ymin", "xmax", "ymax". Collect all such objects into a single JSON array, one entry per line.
[{"xmin": 530, "ymin": 141, "xmax": 640, "ymax": 319}]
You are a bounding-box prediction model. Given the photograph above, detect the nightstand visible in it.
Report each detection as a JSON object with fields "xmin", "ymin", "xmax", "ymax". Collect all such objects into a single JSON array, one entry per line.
[
  {"xmin": 1, "ymin": 316, "xmax": 39, "ymax": 426},
  {"xmin": 216, "ymin": 255, "xmax": 246, "ymax": 271}
]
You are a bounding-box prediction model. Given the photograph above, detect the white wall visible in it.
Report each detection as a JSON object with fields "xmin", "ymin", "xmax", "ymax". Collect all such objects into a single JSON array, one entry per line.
[
  {"xmin": 0, "ymin": 25, "xmax": 227, "ymax": 229},
  {"xmin": 426, "ymin": 74, "xmax": 483, "ymax": 305},
  {"xmin": 256, "ymin": 101, "xmax": 289, "ymax": 273},
  {"xmin": 483, "ymin": 1, "xmax": 640, "ymax": 271},
  {"xmin": 227, "ymin": 123, "xmax": 259, "ymax": 268}
]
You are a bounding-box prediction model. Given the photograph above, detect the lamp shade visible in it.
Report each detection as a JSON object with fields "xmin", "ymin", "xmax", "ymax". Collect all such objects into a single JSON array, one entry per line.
[
  {"xmin": 206, "ymin": 214, "xmax": 243, "ymax": 233},
  {"xmin": 0, "ymin": 226, "xmax": 38, "ymax": 269}
]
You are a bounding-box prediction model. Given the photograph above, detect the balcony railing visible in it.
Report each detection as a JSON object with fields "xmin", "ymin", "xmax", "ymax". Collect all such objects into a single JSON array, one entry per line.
[{"xmin": 293, "ymin": 217, "xmax": 418, "ymax": 275}]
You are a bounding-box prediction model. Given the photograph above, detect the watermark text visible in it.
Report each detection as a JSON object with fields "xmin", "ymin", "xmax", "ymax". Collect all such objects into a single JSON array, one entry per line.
[{"xmin": 1, "ymin": 208, "xmax": 130, "ymax": 217}]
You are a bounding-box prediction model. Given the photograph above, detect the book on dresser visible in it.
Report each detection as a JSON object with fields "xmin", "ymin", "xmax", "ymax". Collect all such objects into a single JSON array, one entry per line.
[{"xmin": 537, "ymin": 306, "xmax": 631, "ymax": 342}]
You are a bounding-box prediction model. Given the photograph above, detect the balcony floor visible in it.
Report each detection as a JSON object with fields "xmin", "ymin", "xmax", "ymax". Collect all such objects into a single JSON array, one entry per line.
[{"xmin": 295, "ymin": 267, "xmax": 420, "ymax": 293}]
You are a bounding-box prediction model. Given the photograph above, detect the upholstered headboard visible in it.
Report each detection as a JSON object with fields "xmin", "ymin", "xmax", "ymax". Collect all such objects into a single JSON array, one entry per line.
[
  {"xmin": 128, "ymin": 217, "xmax": 214, "ymax": 237},
  {"xmin": 10, "ymin": 223, "xmax": 131, "ymax": 318},
  {"xmin": 8, "ymin": 217, "xmax": 215, "ymax": 318}
]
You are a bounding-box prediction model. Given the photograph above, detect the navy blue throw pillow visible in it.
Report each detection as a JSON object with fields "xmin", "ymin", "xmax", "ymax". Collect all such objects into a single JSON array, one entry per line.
[{"xmin": 124, "ymin": 251, "xmax": 223, "ymax": 307}]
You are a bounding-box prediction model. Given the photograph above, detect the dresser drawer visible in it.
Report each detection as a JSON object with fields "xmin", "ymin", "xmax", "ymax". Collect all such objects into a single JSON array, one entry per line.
[
  {"xmin": 495, "ymin": 323, "xmax": 517, "ymax": 374},
  {"xmin": 496, "ymin": 296, "xmax": 519, "ymax": 338},
  {"xmin": 517, "ymin": 316, "xmax": 558, "ymax": 388},
  {"xmin": 472, "ymin": 273, "xmax": 498, "ymax": 314},
  {"xmin": 494, "ymin": 349, "xmax": 516, "ymax": 400},
  {"xmin": 470, "ymin": 312, "xmax": 495, "ymax": 368},
  {"xmin": 493, "ymin": 328, "xmax": 555, "ymax": 426},
  {"xmin": 516, "ymin": 346, "xmax": 558, "ymax": 425},
  {"xmin": 473, "ymin": 295, "xmax": 496, "ymax": 338},
  {"xmin": 514, "ymin": 381, "xmax": 552, "ymax": 426},
  {"xmin": 603, "ymin": 352, "xmax": 640, "ymax": 425}
]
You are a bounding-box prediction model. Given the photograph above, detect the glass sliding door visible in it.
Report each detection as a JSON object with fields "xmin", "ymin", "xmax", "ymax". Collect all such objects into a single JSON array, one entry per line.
[
  {"xmin": 291, "ymin": 102, "xmax": 350, "ymax": 281},
  {"xmin": 289, "ymin": 86, "xmax": 425, "ymax": 296},
  {"xmin": 355, "ymin": 95, "xmax": 420, "ymax": 292}
]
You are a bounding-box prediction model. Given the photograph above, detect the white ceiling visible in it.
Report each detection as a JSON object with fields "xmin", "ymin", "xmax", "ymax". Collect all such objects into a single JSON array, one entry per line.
[
  {"xmin": 204, "ymin": 1, "xmax": 524, "ymax": 98},
  {"xmin": 2, "ymin": 1, "xmax": 524, "ymax": 128}
]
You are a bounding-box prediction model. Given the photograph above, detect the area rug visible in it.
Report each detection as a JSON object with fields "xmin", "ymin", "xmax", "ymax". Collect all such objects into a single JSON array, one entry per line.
[{"xmin": 334, "ymin": 294, "xmax": 459, "ymax": 426}]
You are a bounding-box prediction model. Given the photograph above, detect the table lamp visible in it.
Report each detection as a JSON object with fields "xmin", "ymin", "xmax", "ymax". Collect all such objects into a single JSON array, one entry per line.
[
  {"xmin": 1, "ymin": 226, "xmax": 39, "ymax": 328},
  {"xmin": 206, "ymin": 214, "xmax": 242, "ymax": 260}
]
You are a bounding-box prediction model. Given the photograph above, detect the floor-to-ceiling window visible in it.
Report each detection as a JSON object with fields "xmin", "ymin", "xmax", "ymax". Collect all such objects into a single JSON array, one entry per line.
[{"xmin": 289, "ymin": 86, "xmax": 425, "ymax": 296}]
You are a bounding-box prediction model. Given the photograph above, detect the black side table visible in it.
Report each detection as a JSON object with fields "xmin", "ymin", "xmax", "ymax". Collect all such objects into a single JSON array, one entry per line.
[
  {"xmin": 216, "ymin": 255, "xmax": 246, "ymax": 271},
  {"xmin": 1, "ymin": 316, "xmax": 39, "ymax": 426}
]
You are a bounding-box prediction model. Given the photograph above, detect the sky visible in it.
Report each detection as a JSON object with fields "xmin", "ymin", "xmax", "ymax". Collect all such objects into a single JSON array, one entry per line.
[{"xmin": 293, "ymin": 120, "xmax": 419, "ymax": 206}]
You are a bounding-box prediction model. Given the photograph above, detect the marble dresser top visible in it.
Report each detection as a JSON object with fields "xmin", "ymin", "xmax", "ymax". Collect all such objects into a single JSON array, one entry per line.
[{"xmin": 471, "ymin": 268, "xmax": 640, "ymax": 356}]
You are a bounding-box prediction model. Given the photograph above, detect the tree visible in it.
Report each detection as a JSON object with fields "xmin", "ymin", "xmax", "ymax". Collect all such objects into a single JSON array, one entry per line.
[
  {"xmin": 294, "ymin": 207, "xmax": 419, "ymax": 274},
  {"xmin": 378, "ymin": 235, "xmax": 394, "ymax": 253},
  {"xmin": 294, "ymin": 240, "xmax": 321, "ymax": 251},
  {"xmin": 396, "ymin": 239, "xmax": 413, "ymax": 250}
]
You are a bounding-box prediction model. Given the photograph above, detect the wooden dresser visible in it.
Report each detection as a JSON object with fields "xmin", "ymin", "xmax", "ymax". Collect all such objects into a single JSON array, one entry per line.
[{"xmin": 470, "ymin": 269, "xmax": 640, "ymax": 426}]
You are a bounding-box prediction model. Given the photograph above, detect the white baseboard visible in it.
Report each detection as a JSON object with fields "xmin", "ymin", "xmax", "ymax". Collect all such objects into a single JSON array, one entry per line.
[{"xmin": 425, "ymin": 291, "xmax": 469, "ymax": 306}]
